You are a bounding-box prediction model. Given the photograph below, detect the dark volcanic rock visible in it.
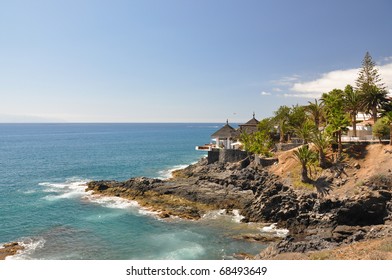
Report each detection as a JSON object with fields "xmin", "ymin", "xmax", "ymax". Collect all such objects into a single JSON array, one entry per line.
[{"xmin": 86, "ymin": 157, "xmax": 392, "ymax": 258}]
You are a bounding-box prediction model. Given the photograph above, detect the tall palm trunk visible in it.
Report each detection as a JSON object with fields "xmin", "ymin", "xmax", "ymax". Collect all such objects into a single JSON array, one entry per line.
[
  {"xmin": 337, "ymin": 130, "xmax": 343, "ymax": 161},
  {"xmin": 372, "ymin": 105, "xmax": 378, "ymax": 123},
  {"xmin": 351, "ymin": 113, "xmax": 357, "ymax": 137},
  {"xmin": 319, "ymin": 150, "xmax": 327, "ymax": 169},
  {"xmin": 301, "ymin": 163, "xmax": 310, "ymax": 183}
]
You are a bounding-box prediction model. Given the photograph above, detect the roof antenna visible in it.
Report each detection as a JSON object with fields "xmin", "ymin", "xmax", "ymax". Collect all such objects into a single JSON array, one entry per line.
[{"xmin": 253, "ymin": 112, "xmax": 255, "ymax": 118}]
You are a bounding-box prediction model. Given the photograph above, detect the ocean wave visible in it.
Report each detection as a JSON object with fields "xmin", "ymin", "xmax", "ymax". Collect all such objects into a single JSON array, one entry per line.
[
  {"xmin": 38, "ymin": 179, "xmax": 161, "ymax": 219},
  {"xmin": 39, "ymin": 180, "xmax": 89, "ymax": 201},
  {"xmin": 5, "ymin": 237, "xmax": 46, "ymax": 260},
  {"xmin": 85, "ymin": 195, "xmax": 139, "ymax": 210},
  {"xmin": 261, "ymin": 223, "xmax": 289, "ymax": 237},
  {"xmin": 202, "ymin": 209, "xmax": 244, "ymax": 223},
  {"xmin": 161, "ymin": 244, "xmax": 206, "ymax": 260},
  {"xmin": 157, "ymin": 164, "xmax": 190, "ymax": 179},
  {"xmin": 157, "ymin": 161, "xmax": 200, "ymax": 180}
]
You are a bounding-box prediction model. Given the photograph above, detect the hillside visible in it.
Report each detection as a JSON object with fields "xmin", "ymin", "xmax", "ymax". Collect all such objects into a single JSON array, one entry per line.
[
  {"xmin": 269, "ymin": 143, "xmax": 392, "ymax": 198},
  {"xmin": 258, "ymin": 143, "xmax": 392, "ymax": 260}
]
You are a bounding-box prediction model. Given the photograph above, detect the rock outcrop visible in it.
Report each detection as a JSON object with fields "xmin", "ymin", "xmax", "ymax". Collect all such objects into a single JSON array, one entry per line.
[
  {"xmin": 0, "ymin": 242, "xmax": 24, "ymax": 260},
  {"xmin": 86, "ymin": 155, "xmax": 392, "ymax": 259}
]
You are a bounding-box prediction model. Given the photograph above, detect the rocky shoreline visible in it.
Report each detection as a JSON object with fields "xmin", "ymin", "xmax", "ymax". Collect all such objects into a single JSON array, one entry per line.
[
  {"xmin": 0, "ymin": 242, "xmax": 24, "ymax": 260},
  {"xmin": 86, "ymin": 154, "xmax": 392, "ymax": 259}
]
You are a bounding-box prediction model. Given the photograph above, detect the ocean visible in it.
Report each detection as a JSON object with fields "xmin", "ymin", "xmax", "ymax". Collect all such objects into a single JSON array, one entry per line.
[{"xmin": 0, "ymin": 123, "xmax": 267, "ymax": 260}]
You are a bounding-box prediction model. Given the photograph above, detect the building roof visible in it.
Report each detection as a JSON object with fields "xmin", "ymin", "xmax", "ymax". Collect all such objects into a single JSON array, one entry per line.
[
  {"xmin": 238, "ymin": 114, "xmax": 260, "ymax": 135},
  {"xmin": 211, "ymin": 120, "xmax": 237, "ymax": 139},
  {"xmin": 240, "ymin": 113, "xmax": 259, "ymax": 127}
]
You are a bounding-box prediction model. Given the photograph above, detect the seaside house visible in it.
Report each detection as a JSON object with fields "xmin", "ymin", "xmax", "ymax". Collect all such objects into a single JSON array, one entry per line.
[
  {"xmin": 195, "ymin": 114, "xmax": 260, "ymax": 151},
  {"xmin": 343, "ymin": 113, "xmax": 374, "ymax": 141},
  {"xmin": 211, "ymin": 120, "xmax": 238, "ymax": 149}
]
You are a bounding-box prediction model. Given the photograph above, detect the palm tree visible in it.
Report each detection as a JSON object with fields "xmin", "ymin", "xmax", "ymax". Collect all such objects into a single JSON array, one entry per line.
[
  {"xmin": 311, "ymin": 131, "xmax": 331, "ymax": 168},
  {"xmin": 343, "ymin": 85, "xmax": 361, "ymax": 137},
  {"xmin": 321, "ymin": 89, "xmax": 350, "ymax": 158},
  {"xmin": 292, "ymin": 145, "xmax": 317, "ymax": 183},
  {"xmin": 294, "ymin": 120, "xmax": 316, "ymax": 144},
  {"xmin": 359, "ymin": 84, "xmax": 388, "ymax": 123},
  {"xmin": 273, "ymin": 105, "xmax": 291, "ymax": 143},
  {"xmin": 305, "ymin": 99, "xmax": 324, "ymax": 129}
]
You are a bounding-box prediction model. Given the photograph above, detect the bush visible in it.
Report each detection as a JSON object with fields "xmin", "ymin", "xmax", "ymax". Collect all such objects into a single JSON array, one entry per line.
[
  {"xmin": 373, "ymin": 117, "xmax": 390, "ymax": 141},
  {"xmin": 366, "ymin": 174, "xmax": 392, "ymax": 190}
]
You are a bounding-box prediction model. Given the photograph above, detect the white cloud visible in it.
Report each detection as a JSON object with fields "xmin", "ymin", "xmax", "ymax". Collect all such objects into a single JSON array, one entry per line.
[
  {"xmin": 272, "ymin": 87, "xmax": 282, "ymax": 92},
  {"xmin": 260, "ymin": 91, "xmax": 272, "ymax": 96},
  {"xmin": 286, "ymin": 62, "xmax": 392, "ymax": 98},
  {"xmin": 272, "ymin": 75, "xmax": 301, "ymax": 86}
]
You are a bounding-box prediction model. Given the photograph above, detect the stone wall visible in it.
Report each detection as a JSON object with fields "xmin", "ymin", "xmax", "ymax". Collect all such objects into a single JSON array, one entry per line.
[
  {"xmin": 275, "ymin": 143, "xmax": 302, "ymax": 151},
  {"xmin": 208, "ymin": 149, "xmax": 249, "ymax": 164},
  {"xmin": 254, "ymin": 156, "xmax": 278, "ymax": 167}
]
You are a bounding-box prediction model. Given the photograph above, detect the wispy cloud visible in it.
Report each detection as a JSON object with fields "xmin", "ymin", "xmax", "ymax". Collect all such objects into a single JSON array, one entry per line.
[
  {"xmin": 271, "ymin": 75, "xmax": 301, "ymax": 86},
  {"xmin": 260, "ymin": 91, "xmax": 272, "ymax": 96},
  {"xmin": 272, "ymin": 87, "xmax": 282, "ymax": 92},
  {"xmin": 285, "ymin": 62, "xmax": 392, "ymax": 98}
]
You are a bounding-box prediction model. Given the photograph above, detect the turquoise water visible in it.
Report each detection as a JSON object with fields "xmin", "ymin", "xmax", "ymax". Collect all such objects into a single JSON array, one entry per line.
[{"xmin": 0, "ymin": 123, "xmax": 266, "ymax": 260}]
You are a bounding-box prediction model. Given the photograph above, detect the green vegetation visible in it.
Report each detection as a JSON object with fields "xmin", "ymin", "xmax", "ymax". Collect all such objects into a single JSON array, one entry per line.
[
  {"xmin": 384, "ymin": 111, "xmax": 392, "ymax": 146},
  {"xmin": 292, "ymin": 145, "xmax": 317, "ymax": 183},
  {"xmin": 373, "ymin": 117, "xmax": 390, "ymax": 142},
  {"xmin": 321, "ymin": 88, "xmax": 351, "ymax": 159},
  {"xmin": 343, "ymin": 85, "xmax": 361, "ymax": 137},
  {"xmin": 233, "ymin": 52, "xmax": 391, "ymax": 183},
  {"xmin": 241, "ymin": 118, "xmax": 275, "ymax": 156},
  {"xmin": 356, "ymin": 52, "xmax": 388, "ymax": 123},
  {"xmin": 242, "ymin": 51, "xmax": 391, "ymax": 181}
]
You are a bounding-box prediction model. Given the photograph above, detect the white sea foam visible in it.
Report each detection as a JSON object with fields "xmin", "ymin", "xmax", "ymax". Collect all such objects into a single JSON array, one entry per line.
[
  {"xmin": 85, "ymin": 195, "xmax": 139, "ymax": 210},
  {"xmin": 162, "ymin": 244, "xmax": 206, "ymax": 260},
  {"xmin": 231, "ymin": 209, "xmax": 245, "ymax": 223},
  {"xmin": 40, "ymin": 180, "xmax": 88, "ymax": 201},
  {"xmin": 202, "ymin": 209, "xmax": 244, "ymax": 223},
  {"xmin": 5, "ymin": 237, "xmax": 46, "ymax": 260},
  {"xmin": 261, "ymin": 223, "xmax": 289, "ymax": 237},
  {"xmin": 202, "ymin": 209, "xmax": 227, "ymax": 219},
  {"xmin": 157, "ymin": 164, "xmax": 190, "ymax": 179}
]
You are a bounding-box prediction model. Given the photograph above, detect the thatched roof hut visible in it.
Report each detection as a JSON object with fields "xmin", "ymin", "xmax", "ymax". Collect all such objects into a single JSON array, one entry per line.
[{"xmin": 211, "ymin": 120, "xmax": 237, "ymax": 139}]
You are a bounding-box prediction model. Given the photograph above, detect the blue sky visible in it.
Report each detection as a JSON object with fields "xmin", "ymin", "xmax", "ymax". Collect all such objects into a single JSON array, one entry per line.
[{"xmin": 1, "ymin": 0, "xmax": 391, "ymax": 122}]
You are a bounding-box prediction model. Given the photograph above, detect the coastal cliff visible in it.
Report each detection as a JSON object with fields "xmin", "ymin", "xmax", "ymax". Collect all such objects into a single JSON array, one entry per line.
[{"xmin": 86, "ymin": 144, "xmax": 392, "ymax": 259}]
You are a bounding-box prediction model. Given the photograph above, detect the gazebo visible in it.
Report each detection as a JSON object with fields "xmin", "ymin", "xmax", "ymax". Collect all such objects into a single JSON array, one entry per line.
[
  {"xmin": 211, "ymin": 120, "xmax": 238, "ymax": 149},
  {"xmin": 239, "ymin": 113, "xmax": 259, "ymax": 134}
]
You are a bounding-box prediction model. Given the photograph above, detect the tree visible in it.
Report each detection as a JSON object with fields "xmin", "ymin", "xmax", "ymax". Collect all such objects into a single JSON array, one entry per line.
[
  {"xmin": 310, "ymin": 131, "xmax": 331, "ymax": 168},
  {"xmin": 359, "ymin": 84, "xmax": 388, "ymax": 123},
  {"xmin": 273, "ymin": 105, "xmax": 291, "ymax": 143},
  {"xmin": 356, "ymin": 52, "xmax": 385, "ymax": 90},
  {"xmin": 343, "ymin": 84, "xmax": 361, "ymax": 137},
  {"xmin": 240, "ymin": 120, "xmax": 274, "ymax": 157},
  {"xmin": 292, "ymin": 145, "xmax": 317, "ymax": 183},
  {"xmin": 372, "ymin": 117, "xmax": 390, "ymax": 143},
  {"xmin": 288, "ymin": 105, "xmax": 307, "ymax": 141},
  {"xmin": 384, "ymin": 111, "xmax": 392, "ymax": 145},
  {"xmin": 294, "ymin": 120, "xmax": 316, "ymax": 144},
  {"xmin": 356, "ymin": 52, "xmax": 388, "ymax": 122},
  {"xmin": 321, "ymin": 89, "xmax": 350, "ymax": 159},
  {"xmin": 305, "ymin": 99, "xmax": 324, "ymax": 129}
]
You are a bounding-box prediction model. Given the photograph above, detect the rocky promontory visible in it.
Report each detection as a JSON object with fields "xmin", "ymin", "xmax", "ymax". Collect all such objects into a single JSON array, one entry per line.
[
  {"xmin": 86, "ymin": 144, "xmax": 392, "ymax": 259},
  {"xmin": 0, "ymin": 242, "xmax": 24, "ymax": 260},
  {"xmin": 87, "ymin": 157, "xmax": 259, "ymax": 219}
]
